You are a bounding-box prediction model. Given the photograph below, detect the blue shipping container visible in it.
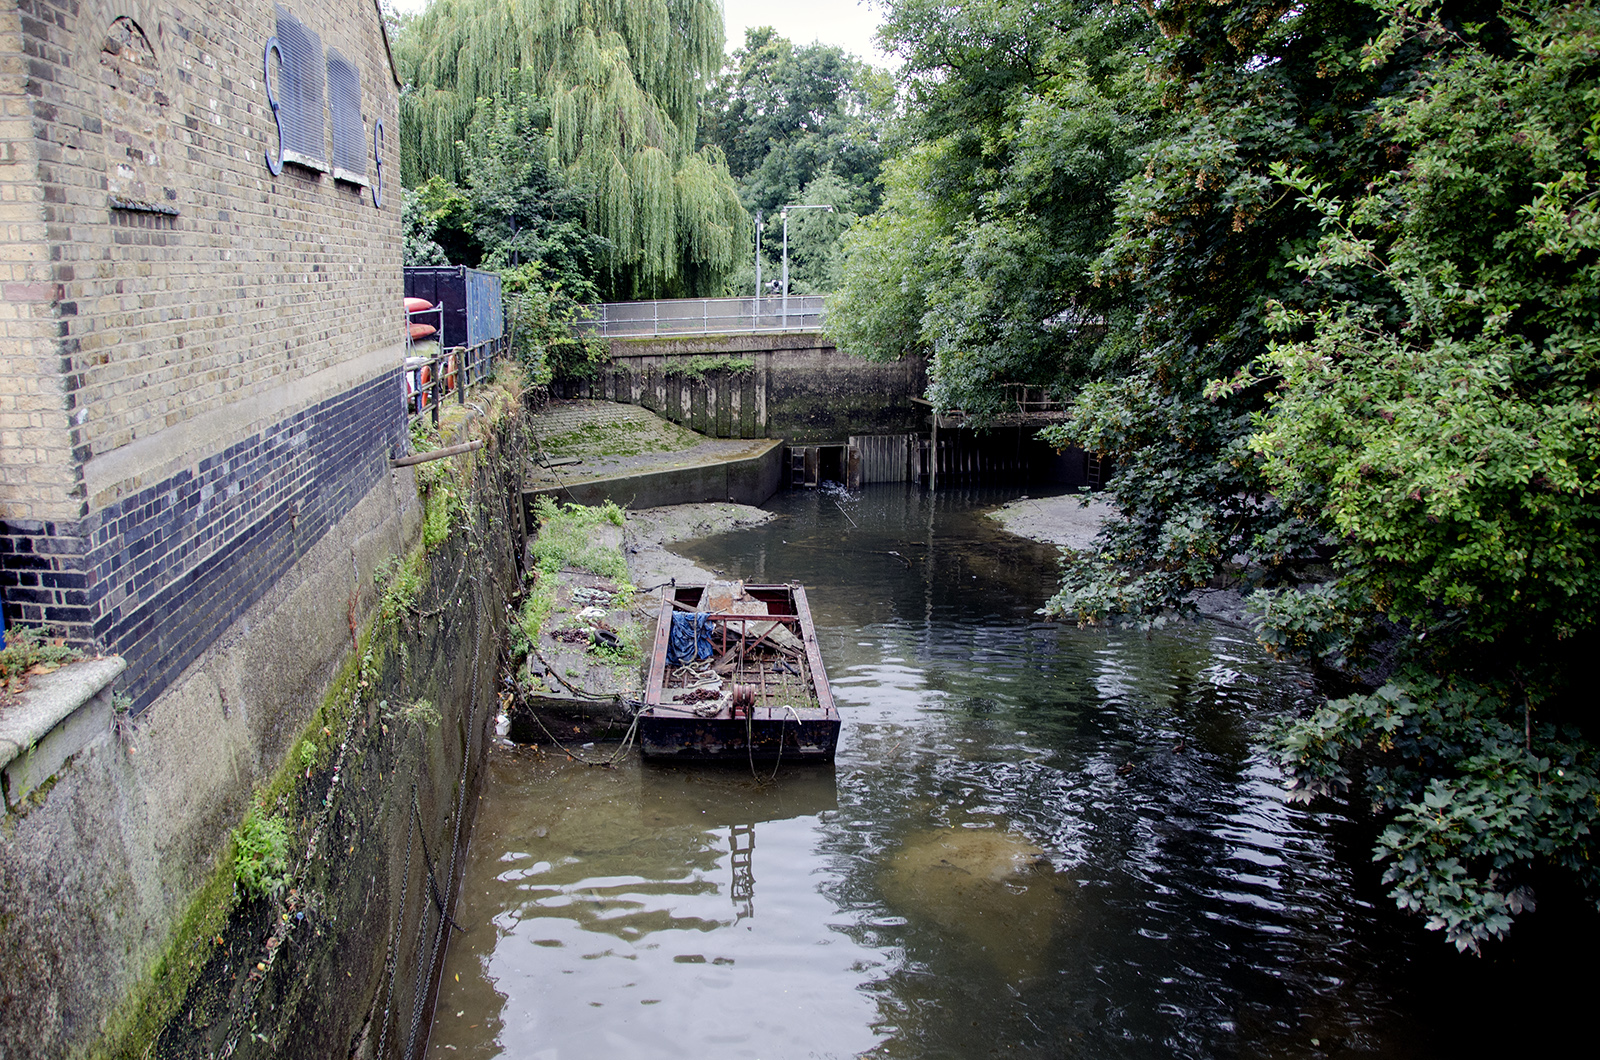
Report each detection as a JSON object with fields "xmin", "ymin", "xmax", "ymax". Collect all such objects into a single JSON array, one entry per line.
[{"xmin": 403, "ymin": 266, "xmax": 504, "ymax": 350}]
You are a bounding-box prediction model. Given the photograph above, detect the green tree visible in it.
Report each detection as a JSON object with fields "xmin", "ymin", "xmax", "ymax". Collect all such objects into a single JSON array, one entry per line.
[
  {"xmin": 459, "ymin": 93, "xmax": 610, "ymax": 298},
  {"xmin": 395, "ymin": 0, "xmax": 746, "ymax": 298},
  {"xmin": 402, "ymin": 185, "xmax": 450, "ymax": 266},
  {"xmin": 701, "ymin": 27, "xmax": 894, "ymax": 296},
  {"xmin": 1041, "ymin": 0, "xmax": 1418, "ymax": 624},
  {"xmin": 833, "ymin": 0, "xmax": 1600, "ymax": 948},
  {"xmin": 702, "ymin": 27, "xmax": 893, "ymax": 214},
  {"xmin": 828, "ymin": 0, "xmax": 1160, "ymax": 416},
  {"xmin": 1232, "ymin": 1, "xmax": 1600, "ymax": 951}
]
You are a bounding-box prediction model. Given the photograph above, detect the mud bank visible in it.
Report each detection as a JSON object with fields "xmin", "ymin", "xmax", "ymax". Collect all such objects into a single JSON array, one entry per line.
[
  {"xmin": 986, "ymin": 493, "xmax": 1111, "ymax": 551},
  {"xmin": 986, "ymin": 493, "xmax": 1257, "ymax": 628},
  {"xmin": 623, "ymin": 502, "xmax": 775, "ymax": 587}
]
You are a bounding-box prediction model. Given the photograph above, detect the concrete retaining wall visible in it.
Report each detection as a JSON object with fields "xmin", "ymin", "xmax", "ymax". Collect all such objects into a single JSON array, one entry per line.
[
  {"xmin": 525, "ymin": 439, "xmax": 784, "ymax": 512},
  {"xmin": 556, "ymin": 333, "xmax": 926, "ymax": 444},
  {"xmin": 0, "ymin": 388, "xmax": 529, "ymax": 1059}
]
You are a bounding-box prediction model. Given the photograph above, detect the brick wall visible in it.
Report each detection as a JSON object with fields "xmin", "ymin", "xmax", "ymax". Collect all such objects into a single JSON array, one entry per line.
[
  {"xmin": 0, "ymin": 0, "xmax": 409, "ymax": 712},
  {"xmin": 0, "ymin": 369, "xmax": 402, "ymax": 710}
]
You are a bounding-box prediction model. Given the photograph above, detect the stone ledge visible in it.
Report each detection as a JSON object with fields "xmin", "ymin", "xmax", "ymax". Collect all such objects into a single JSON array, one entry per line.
[{"xmin": 0, "ymin": 655, "xmax": 126, "ymax": 811}]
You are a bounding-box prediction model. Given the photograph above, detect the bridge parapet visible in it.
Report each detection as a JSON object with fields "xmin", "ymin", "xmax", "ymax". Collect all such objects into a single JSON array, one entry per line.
[{"xmin": 577, "ymin": 296, "xmax": 826, "ymax": 338}]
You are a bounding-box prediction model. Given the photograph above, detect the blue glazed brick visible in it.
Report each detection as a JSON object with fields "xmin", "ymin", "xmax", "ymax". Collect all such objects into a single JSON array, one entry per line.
[{"xmin": 1, "ymin": 369, "xmax": 407, "ymax": 708}]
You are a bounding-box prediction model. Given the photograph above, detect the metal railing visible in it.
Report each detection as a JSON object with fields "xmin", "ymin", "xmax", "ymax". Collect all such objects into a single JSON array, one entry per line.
[
  {"xmin": 404, "ymin": 327, "xmax": 506, "ymax": 427},
  {"xmin": 575, "ymin": 296, "xmax": 827, "ymax": 338}
]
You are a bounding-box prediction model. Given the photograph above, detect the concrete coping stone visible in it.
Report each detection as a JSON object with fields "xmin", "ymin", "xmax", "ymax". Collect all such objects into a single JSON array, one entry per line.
[{"xmin": 0, "ymin": 656, "xmax": 128, "ymax": 773}]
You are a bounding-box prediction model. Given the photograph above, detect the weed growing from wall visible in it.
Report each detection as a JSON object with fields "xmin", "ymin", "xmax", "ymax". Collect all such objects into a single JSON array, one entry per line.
[
  {"xmin": 232, "ymin": 806, "xmax": 290, "ymax": 900},
  {"xmin": 0, "ymin": 625, "xmax": 84, "ymax": 695},
  {"xmin": 383, "ymin": 697, "xmax": 442, "ymax": 731},
  {"xmin": 375, "ymin": 553, "xmax": 426, "ymax": 627},
  {"xmin": 662, "ymin": 355, "xmax": 755, "ymax": 381}
]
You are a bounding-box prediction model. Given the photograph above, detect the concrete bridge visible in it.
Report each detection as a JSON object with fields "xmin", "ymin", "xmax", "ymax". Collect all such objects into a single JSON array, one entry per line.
[
  {"xmin": 552, "ymin": 303, "xmax": 1103, "ymax": 497},
  {"xmin": 557, "ymin": 324, "xmax": 925, "ymax": 445}
]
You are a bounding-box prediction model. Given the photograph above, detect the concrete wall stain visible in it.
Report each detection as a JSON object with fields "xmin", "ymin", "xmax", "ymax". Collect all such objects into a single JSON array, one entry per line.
[{"xmin": 555, "ymin": 333, "xmax": 927, "ymax": 444}]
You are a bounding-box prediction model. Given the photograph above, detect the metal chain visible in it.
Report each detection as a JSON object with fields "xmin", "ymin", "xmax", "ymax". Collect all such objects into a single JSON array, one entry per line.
[
  {"xmin": 372, "ymin": 783, "xmax": 417, "ymax": 1060},
  {"xmin": 404, "ymin": 498, "xmax": 492, "ymax": 1060}
]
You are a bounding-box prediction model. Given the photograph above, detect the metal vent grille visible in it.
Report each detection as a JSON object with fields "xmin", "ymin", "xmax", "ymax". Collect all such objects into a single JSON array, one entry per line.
[
  {"xmin": 326, "ymin": 49, "xmax": 365, "ymax": 184},
  {"xmin": 274, "ymin": 5, "xmax": 326, "ymax": 171}
]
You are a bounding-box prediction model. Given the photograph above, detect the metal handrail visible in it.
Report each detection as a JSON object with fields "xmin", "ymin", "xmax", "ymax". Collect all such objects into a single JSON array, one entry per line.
[
  {"xmin": 403, "ymin": 334, "xmax": 505, "ymax": 428},
  {"xmin": 575, "ymin": 296, "xmax": 827, "ymax": 338}
]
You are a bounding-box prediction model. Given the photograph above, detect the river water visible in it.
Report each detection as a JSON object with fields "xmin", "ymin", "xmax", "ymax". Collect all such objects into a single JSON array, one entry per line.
[{"xmin": 427, "ymin": 486, "xmax": 1584, "ymax": 1059}]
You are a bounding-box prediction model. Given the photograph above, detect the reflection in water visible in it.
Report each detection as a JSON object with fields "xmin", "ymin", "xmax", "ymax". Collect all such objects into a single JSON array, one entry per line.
[
  {"xmin": 431, "ymin": 485, "xmax": 1589, "ymax": 1059},
  {"xmin": 428, "ymin": 754, "xmax": 873, "ymax": 1060}
]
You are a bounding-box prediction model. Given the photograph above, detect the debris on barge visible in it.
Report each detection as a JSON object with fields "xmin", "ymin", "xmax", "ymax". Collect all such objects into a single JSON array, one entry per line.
[{"xmin": 641, "ymin": 581, "xmax": 840, "ymax": 762}]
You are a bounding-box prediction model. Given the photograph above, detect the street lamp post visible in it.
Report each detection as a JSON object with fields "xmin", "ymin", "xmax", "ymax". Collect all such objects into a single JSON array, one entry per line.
[
  {"xmin": 753, "ymin": 209, "xmax": 763, "ymax": 319},
  {"xmin": 780, "ymin": 203, "xmax": 833, "ymax": 328}
]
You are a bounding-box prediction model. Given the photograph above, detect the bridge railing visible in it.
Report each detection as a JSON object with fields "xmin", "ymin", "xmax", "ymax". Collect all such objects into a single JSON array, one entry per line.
[{"xmin": 575, "ymin": 296, "xmax": 826, "ymax": 338}]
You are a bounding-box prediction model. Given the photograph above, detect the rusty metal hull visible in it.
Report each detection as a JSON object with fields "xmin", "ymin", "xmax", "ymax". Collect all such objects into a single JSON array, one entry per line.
[
  {"xmin": 641, "ymin": 583, "xmax": 840, "ymax": 763},
  {"xmin": 639, "ymin": 712, "xmax": 840, "ymax": 762}
]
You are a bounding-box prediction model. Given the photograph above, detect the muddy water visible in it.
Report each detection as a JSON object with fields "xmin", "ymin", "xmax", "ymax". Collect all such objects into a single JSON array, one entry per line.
[{"xmin": 429, "ymin": 485, "xmax": 1584, "ymax": 1059}]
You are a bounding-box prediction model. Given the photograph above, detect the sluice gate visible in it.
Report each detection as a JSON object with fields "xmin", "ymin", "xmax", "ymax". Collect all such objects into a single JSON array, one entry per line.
[{"xmin": 786, "ymin": 427, "xmax": 1103, "ymax": 491}]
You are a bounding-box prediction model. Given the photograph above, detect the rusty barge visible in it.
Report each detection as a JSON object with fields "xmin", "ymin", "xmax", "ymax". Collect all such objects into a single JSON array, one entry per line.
[{"xmin": 641, "ymin": 582, "xmax": 840, "ymax": 762}]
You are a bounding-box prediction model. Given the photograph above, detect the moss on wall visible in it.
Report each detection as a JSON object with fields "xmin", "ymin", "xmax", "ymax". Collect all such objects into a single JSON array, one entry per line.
[{"xmin": 90, "ymin": 371, "xmax": 530, "ymax": 1060}]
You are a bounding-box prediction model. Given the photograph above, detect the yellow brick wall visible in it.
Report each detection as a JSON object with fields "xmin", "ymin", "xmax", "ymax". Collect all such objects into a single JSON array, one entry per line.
[{"xmin": 1, "ymin": 0, "xmax": 402, "ymax": 522}]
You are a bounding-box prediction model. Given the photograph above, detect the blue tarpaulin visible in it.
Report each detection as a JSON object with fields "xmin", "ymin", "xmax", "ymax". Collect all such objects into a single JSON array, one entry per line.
[{"xmin": 666, "ymin": 612, "xmax": 715, "ymax": 665}]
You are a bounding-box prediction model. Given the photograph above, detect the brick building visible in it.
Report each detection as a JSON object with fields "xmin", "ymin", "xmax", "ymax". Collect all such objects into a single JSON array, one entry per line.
[
  {"xmin": 0, "ymin": 0, "xmax": 407, "ymax": 713},
  {"xmin": 0, "ymin": 2, "xmax": 436, "ymax": 1051}
]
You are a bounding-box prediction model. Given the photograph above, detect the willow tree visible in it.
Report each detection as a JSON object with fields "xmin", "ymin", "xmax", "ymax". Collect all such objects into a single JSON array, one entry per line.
[{"xmin": 394, "ymin": 0, "xmax": 747, "ymax": 298}]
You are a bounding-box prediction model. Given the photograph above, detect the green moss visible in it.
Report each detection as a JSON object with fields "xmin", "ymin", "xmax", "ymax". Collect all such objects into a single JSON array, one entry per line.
[
  {"xmin": 540, "ymin": 416, "xmax": 699, "ymax": 457},
  {"xmin": 512, "ymin": 577, "xmax": 558, "ymax": 651},
  {"xmin": 529, "ymin": 499, "xmax": 629, "ymax": 581},
  {"xmin": 589, "ymin": 620, "xmax": 643, "ymax": 668},
  {"xmin": 662, "ymin": 355, "xmax": 755, "ymax": 381},
  {"xmin": 92, "ymin": 856, "xmax": 236, "ymax": 1060}
]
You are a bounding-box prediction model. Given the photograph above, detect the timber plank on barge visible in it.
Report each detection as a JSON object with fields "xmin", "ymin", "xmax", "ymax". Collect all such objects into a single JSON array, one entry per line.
[{"xmin": 641, "ymin": 582, "xmax": 840, "ymax": 762}]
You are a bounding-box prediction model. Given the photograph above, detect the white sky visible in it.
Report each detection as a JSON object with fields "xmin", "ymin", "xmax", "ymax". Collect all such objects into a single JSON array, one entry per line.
[
  {"xmin": 721, "ymin": 0, "xmax": 894, "ymax": 66},
  {"xmin": 385, "ymin": 0, "xmax": 896, "ymax": 67}
]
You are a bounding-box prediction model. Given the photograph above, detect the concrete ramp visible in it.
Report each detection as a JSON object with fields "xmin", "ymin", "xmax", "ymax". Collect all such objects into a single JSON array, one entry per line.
[{"xmin": 524, "ymin": 400, "xmax": 782, "ymax": 514}]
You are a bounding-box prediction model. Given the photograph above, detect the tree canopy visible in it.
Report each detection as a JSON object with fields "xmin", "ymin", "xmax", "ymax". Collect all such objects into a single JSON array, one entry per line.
[
  {"xmin": 394, "ymin": 0, "xmax": 746, "ymax": 298},
  {"xmin": 700, "ymin": 27, "xmax": 895, "ymax": 295},
  {"xmin": 830, "ymin": 0, "xmax": 1600, "ymax": 951},
  {"xmin": 829, "ymin": 0, "xmax": 1160, "ymax": 414}
]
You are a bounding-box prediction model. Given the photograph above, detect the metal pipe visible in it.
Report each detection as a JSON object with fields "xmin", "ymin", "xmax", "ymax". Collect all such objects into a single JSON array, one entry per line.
[
  {"xmin": 390, "ymin": 439, "xmax": 483, "ymax": 467},
  {"xmin": 779, "ymin": 204, "xmax": 833, "ymax": 329}
]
